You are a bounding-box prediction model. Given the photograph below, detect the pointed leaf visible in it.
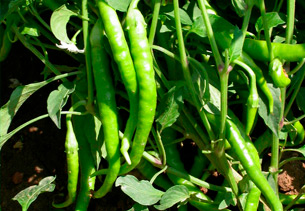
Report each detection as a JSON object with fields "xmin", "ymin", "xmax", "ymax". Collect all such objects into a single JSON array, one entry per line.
[
  {"xmin": 156, "ymin": 86, "xmax": 184, "ymax": 132},
  {"xmin": 229, "ymin": 27, "xmax": 243, "ymax": 63},
  {"xmin": 47, "ymin": 82, "xmax": 75, "ymax": 129},
  {"xmin": 127, "ymin": 203, "xmax": 149, "ymax": 211},
  {"xmin": 255, "ymin": 12, "xmax": 285, "ymax": 32},
  {"xmin": 0, "ymin": 80, "xmax": 50, "ymax": 136},
  {"xmin": 258, "ymin": 83, "xmax": 281, "ymax": 137},
  {"xmin": 104, "ymin": 0, "xmax": 132, "ymax": 12},
  {"xmin": 50, "ymin": 4, "xmax": 77, "ymax": 44},
  {"xmin": 115, "ymin": 175, "xmax": 164, "ymax": 206},
  {"xmin": 12, "ymin": 176, "xmax": 56, "ymax": 211},
  {"xmin": 154, "ymin": 185, "xmax": 189, "ymax": 210}
]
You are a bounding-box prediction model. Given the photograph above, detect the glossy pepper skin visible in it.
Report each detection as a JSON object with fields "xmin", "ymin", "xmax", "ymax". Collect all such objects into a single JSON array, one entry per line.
[
  {"xmin": 90, "ymin": 20, "xmax": 120, "ymax": 199},
  {"xmin": 206, "ymin": 112, "xmax": 283, "ymax": 211},
  {"xmin": 96, "ymin": 0, "xmax": 138, "ymax": 165},
  {"xmin": 119, "ymin": 2, "xmax": 157, "ymax": 174},
  {"xmin": 53, "ymin": 112, "xmax": 79, "ymax": 208},
  {"xmin": 269, "ymin": 58, "xmax": 291, "ymax": 88}
]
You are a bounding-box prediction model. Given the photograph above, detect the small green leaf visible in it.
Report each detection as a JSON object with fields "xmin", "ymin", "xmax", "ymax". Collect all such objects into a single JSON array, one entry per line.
[
  {"xmin": 50, "ymin": 4, "xmax": 78, "ymax": 44},
  {"xmin": 12, "ymin": 176, "xmax": 56, "ymax": 211},
  {"xmin": 20, "ymin": 25, "xmax": 39, "ymax": 37},
  {"xmin": 255, "ymin": 12, "xmax": 285, "ymax": 32},
  {"xmin": 161, "ymin": 5, "xmax": 193, "ymax": 26},
  {"xmin": 203, "ymin": 83, "xmax": 221, "ymax": 115},
  {"xmin": 47, "ymin": 82, "xmax": 75, "ymax": 129},
  {"xmin": 258, "ymin": 83, "xmax": 281, "ymax": 137},
  {"xmin": 218, "ymin": 192, "xmax": 236, "ymax": 210},
  {"xmin": 104, "ymin": 0, "xmax": 132, "ymax": 12},
  {"xmin": 115, "ymin": 175, "xmax": 164, "ymax": 206},
  {"xmin": 156, "ymin": 86, "xmax": 184, "ymax": 132},
  {"xmin": 229, "ymin": 27, "xmax": 243, "ymax": 63},
  {"xmin": 154, "ymin": 185, "xmax": 190, "ymax": 210},
  {"xmin": 189, "ymin": 16, "xmax": 207, "ymax": 37},
  {"xmin": 296, "ymin": 87, "xmax": 305, "ymax": 113}
]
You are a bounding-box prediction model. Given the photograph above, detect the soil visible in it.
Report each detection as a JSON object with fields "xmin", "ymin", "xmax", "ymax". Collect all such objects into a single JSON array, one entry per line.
[{"xmin": 1, "ymin": 34, "xmax": 305, "ymax": 211}]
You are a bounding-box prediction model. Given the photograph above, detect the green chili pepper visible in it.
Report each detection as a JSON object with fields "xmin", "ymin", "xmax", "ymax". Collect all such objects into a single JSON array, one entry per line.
[
  {"xmin": 244, "ymin": 38, "xmax": 305, "ymax": 62},
  {"xmin": 206, "ymin": 113, "xmax": 283, "ymax": 211},
  {"xmin": 89, "ymin": 20, "xmax": 120, "ymax": 199},
  {"xmin": 119, "ymin": 1, "xmax": 157, "ymax": 174},
  {"xmin": 96, "ymin": 0, "xmax": 138, "ymax": 165},
  {"xmin": 72, "ymin": 104, "xmax": 96, "ymax": 211},
  {"xmin": 53, "ymin": 108, "xmax": 79, "ymax": 208},
  {"xmin": 279, "ymin": 192, "xmax": 305, "ymax": 205},
  {"xmin": 269, "ymin": 58, "xmax": 291, "ymax": 88},
  {"xmin": 288, "ymin": 120, "xmax": 305, "ymax": 146},
  {"xmin": 238, "ymin": 52, "xmax": 274, "ymax": 114}
]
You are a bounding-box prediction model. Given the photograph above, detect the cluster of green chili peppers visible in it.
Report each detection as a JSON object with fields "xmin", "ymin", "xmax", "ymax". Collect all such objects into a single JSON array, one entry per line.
[{"xmin": 2, "ymin": 0, "xmax": 305, "ymax": 210}]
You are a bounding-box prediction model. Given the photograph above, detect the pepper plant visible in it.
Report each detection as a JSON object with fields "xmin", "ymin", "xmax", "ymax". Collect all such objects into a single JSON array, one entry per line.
[{"xmin": 1, "ymin": 0, "xmax": 305, "ymax": 210}]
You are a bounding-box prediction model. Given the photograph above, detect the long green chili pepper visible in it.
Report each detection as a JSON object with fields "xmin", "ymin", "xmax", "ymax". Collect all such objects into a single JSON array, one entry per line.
[
  {"xmin": 244, "ymin": 38, "xmax": 305, "ymax": 62},
  {"xmin": 238, "ymin": 52, "xmax": 274, "ymax": 113},
  {"xmin": 72, "ymin": 100, "xmax": 96, "ymax": 211},
  {"xmin": 96, "ymin": 0, "xmax": 138, "ymax": 165},
  {"xmin": 118, "ymin": 0, "xmax": 157, "ymax": 174},
  {"xmin": 234, "ymin": 59, "xmax": 259, "ymax": 135},
  {"xmin": 189, "ymin": 148, "xmax": 209, "ymax": 178},
  {"xmin": 206, "ymin": 113, "xmax": 283, "ymax": 211},
  {"xmin": 288, "ymin": 120, "xmax": 305, "ymax": 146},
  {"xmin": 52, "ymin": 105, "xmax": 80, "ymax": 208},
  {"xmin": 269, "ymin": 58, "xmax": 291, "ymax": 88},
  {"xmin": 89, "ymin": 20, "xmax": 120, "ymax": 199}
]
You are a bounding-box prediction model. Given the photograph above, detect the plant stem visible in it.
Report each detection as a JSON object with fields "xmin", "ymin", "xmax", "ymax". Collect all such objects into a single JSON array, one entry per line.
[
  {"xmin": 82, "ymin": 0, "xmax": 94, "ymax": 112},
  {"xmin": 148, "ymin": 0, "xmax": 161, "ymax": 45},
  {"xmin": 142, "ymin": 151, "xmax": 232, "ymax": 193},
  {"xmin": 259, "ymin": 0, "xmax": 274, "ymax": 60},
  {"xmin": 197, "ymin": 0, "xmax": 223, "ymax": 69},
  {"xmin": 285, "ymin": 0, "xmax": 295, "ymax": 44},
  {"xmin": 173, "ymin": 0, "xmax": 215, "ymax": 140}
]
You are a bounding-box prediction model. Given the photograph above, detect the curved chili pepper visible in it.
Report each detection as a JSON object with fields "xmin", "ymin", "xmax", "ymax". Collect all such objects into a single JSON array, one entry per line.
[
  {"xmin": 52, "ymin": 109, "xmax": 79, "ymax": 208},
  {"xmin": 244, "ymin": 38, "xmax": 305, "ymax": 62},
  {"xmin": 119, "ymin": 1, "xmax": 157, "ymax": 174},
  {"xmin": 96, "ymin": 0, "xmax": 138, "ymax": 165},
  {"xmin": 269, "ymin": 58, "xmax": 291, "ymax": 88},
  {"xmin": 89, "ymin": 20, "xmax": 120, "ymax": 199}
]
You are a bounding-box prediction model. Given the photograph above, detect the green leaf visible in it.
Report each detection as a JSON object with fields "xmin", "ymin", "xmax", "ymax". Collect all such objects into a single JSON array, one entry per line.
[
  {"xmin": 229, "ymin": 27, "xmax": 243, "ymax": 63},
  {"xmin": 258, "ymin": 83, "xmax": 281, "ymax": 137},
  {"xmin": 127, "ymin": 203, "xmax": 149, "ymax": 211},
  {"xmin": 203, "ymin": 83, "xmax": 221, "ymax": 115},
  {"xmin": 50, "ymin": 4, "xmax": 77, "ymax": 44},
  {"xmin": 255, "ymin": 12, "xmax": 285, "ymax": 32},
  {"xmin": 115, "ymin": 175, "xmax": 164, "ymax": 206},
  {"xmin": 189, "ymin": 16, "xmax": 207, "ymax": 37},
  {"xmin": 296, "ymin": 87, "xmax": 305, "ymax": 113},
  {"xmin": 218, "ymin": 192, "xmax": 236, "ymax": 209},
  {"xmin": 161, "ymin": 5, "xmax": 193, "ymax": 25},
  {"xmin": 20, "ymin": 24, "xmax": 40, "ymax": 37},
  {"xmin": 231, "ymin": 0, "xmax": 247, "ymax": 17},
  {"xmin": 155, "ymin": 86, "xmax": 184, "ymax": 132},
  {"xmin": 0, "ymin": 80, "xmax": 51, "ymax": 136},
  {"xmin": 154, "ymin": 185, "xmax": 189, "ymax": 210},
  {"xmin": 47, "ymin": 82, "xmax": 75, "ymax": 129},
  {"xmin": 104, "ymin": 0, "xmax": 132, "ymax": 12},
  {"xmin": 12, "ymin": 176, "xmax": 56, "ymax": 211}
]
